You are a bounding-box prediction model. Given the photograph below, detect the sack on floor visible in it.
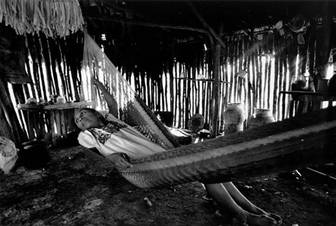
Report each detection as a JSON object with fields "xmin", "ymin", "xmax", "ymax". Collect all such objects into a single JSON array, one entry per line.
[{"xmin": 0, "ymin": 136, "xmax": 18, "ymax": 174}]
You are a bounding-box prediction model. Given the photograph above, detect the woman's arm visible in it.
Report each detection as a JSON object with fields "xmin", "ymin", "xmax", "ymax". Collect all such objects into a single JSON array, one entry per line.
[
  {"xmin": 93, "ymin": 78, "xmax": 119, "ymax": 117},
  {"xmin": 106, "ymin": 153, "xmax": 132, "ymax": 170}
]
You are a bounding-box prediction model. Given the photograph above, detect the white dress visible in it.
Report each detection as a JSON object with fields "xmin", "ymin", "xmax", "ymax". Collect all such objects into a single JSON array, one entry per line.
[{"xmin": 77, "ymin": 113, "xmax": 167, "ymax": 159}]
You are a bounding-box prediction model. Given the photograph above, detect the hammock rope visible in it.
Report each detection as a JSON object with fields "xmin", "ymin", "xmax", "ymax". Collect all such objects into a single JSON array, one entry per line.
[
  {"xmin": 121, "ymin": 107, "xmax": 336, "ymax": 188},
  {"xmin": 81, "ymin": 33, "xmax": 336, "ymax": 188}
]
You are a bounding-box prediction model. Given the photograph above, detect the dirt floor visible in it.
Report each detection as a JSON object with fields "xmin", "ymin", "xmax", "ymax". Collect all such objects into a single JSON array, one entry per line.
[{"xmin": 1, "ymin": 145, "xmax": 336, "ymax": 226}]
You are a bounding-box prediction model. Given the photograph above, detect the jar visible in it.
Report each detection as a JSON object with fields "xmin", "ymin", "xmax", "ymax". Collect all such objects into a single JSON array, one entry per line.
[
  {"xmin": 224, "ymin": 103, "xmax": 245, "ymax": 134},
  {"xmin": 247, "ymin": 109, "xmax": 274, "ymax": 129}
]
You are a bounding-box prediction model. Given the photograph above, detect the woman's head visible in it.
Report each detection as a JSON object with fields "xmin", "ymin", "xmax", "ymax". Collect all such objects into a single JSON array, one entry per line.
[{"xmin": 74, "ymin": 108, "xmax": 105, "ymax": 131}]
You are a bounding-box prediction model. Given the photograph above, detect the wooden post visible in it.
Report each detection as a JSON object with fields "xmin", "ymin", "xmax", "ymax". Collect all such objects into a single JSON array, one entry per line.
[
  {"xmin": 185, "ymin": 67, "xmax": 190, "ymax": 127},
  {"xmin": 169, "ymin": 66, "xmax": 174, "ymax": 115},
  {"xmin": 47, "ymin": 38, "xmax": 60, "ymax": 95},
  {"xmin": 0, "ymin": 100, "xmax": 14, "ymax": 140},
  {"xmin": 273, "ymin": 45, "xmax": 279, "ymax": 120},
  {"xmin": 0, "ymin": 79, "xmax": 25, "ymax": 143},
  {"xmin": 315, "ymin": 3, "xmax": 332, "ymax": 80},
  {"xmin": 210, "ymin": 26, "xmax": 222, "ymax": 137}
]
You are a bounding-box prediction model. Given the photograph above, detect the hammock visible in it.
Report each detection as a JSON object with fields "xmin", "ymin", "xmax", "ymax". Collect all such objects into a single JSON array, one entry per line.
[
  {"xmin": 122, "ymin": 107, "xmax": 336, "ymax": 188},
  {"xmin": 82, "ymin": 33, "xmax": 336, "ymax": 188},
  {"xmin": 82, "ymin": 33, "xmax": 179, "ymax": 150}
]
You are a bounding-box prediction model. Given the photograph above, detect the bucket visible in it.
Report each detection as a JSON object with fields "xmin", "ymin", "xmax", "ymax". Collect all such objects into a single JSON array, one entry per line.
[
  {"xmin": 224, "ymin": 103, "xmax": 245, "ymax": 134},
  {"xmin": 247, "ymin": 109, "xmax": 274, "ymax": 129}
]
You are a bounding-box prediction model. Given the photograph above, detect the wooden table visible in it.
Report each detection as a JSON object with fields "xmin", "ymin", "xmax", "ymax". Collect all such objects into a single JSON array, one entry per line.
[{"xmin": 18, "ymin": 101, "xmax": 91, "ymax": 144}]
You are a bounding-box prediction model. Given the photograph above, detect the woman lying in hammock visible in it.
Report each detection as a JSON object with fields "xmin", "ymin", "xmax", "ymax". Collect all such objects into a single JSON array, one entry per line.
[{"xmin": 74, "ymin": 80, "xmax": 282, "ymax": 226}]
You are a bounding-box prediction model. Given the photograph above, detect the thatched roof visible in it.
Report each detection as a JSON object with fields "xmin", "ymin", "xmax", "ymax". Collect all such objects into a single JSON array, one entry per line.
[
  {"xmin": 2, "ymin": 0, "xmax": 335, "ymax": 78},
  {"xmin": 81, "ymin": 1, "xmax": 328, "ymax": 34},
  {"xmin": 77, "ymin": 0, "xmax": 335, "ymax": 76}
]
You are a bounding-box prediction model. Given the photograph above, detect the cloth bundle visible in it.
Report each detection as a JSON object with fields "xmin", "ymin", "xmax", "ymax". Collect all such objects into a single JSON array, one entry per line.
[{"xmin": 0, "ymin": 136, "xmax": 18, "ymax": 174}]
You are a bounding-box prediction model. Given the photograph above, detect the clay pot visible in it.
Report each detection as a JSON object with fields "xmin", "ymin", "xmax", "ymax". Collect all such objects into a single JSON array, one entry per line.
[
  {"xmin": 247, "ymin": 109, "xmax": 275, "ymax": 129},
  {"xmin": 291, "ymin": 79, "xmax": 309, "ymax": 101},
  {"xmin": 188, "ymin": 114, "xmax": 205, "ymax": 133},
  {"xmin": 224, "ymin": 103, "xmax": 245, "ymax": 134}
]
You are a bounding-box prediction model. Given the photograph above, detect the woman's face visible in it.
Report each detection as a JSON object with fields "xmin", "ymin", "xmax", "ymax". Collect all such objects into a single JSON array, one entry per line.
[{"xmin": 75, "ymin": 109, "xmax": 103, "ymax": 130}]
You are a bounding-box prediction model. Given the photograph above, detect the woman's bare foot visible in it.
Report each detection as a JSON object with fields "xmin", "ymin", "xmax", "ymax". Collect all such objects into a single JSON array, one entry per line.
[
  {"xmin": 242, "ymin": 212, "xmax": 277, "ymax": 226},
  {"xmin": 249, "ymin": 207, "xmax": 282, "ymax": 225},
  {"xmin": 265, "ymin": 213, "xmax": 282, "ymax": 225}
]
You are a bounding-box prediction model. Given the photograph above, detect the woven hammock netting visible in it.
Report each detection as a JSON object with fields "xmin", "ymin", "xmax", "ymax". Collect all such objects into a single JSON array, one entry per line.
[{"xmin": 81, "ymin": 33, "xmax": 179, "ymax": 150}]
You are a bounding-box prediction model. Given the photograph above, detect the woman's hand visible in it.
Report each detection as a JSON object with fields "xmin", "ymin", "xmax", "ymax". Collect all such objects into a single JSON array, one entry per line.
[
  {"xmin": 92, "ymin": 78, "xmax": 105, "ymax": 90},
  {"xmin": 92, "ymin": 78, "xmax": 119, "ymax": 117},
  {"xmin": 92, "ymin": 78, "xmax": 116, "ymax": 95},
  {"xmin": 106, "ymin": 153, "xmax": 132, "ymax": 170}
]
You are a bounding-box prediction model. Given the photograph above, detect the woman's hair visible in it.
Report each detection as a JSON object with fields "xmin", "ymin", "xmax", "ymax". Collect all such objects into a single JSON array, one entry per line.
[{"xmin": 75, "ymin": 108, "xmax": 108, "ymax": 126}]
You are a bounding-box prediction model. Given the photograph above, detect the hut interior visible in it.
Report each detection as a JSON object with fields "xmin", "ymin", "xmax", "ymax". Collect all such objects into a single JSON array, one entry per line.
[{"xmin": 1, "ymin": 0, "xmax": 336, "ymax": 225}]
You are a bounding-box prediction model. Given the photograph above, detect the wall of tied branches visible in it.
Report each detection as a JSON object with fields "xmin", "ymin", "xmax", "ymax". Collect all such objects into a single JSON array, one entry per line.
[
  {"xmin": 9, "ymin": 30, "xmax": 314, "ymax": 141},
  {"xmin": 7, "ymin": 32, "xmax": 84, "ymax": 141},
  {"xmin": 117, "ymin": 32, "xmax": 313, "ymax": 131}
]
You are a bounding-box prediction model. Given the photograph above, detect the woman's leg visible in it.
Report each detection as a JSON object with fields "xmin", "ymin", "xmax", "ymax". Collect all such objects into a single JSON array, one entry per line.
[
  {"xmin": 223, "ymin": 182, "xmax": 282, "ymax": 224},
  {"xmin": 204, "ymin": 183, "xmax": 277, "ymax": 226},
  {"xmin": 223, "ymin": 182, "xmax": 264, "ymax": 214}
]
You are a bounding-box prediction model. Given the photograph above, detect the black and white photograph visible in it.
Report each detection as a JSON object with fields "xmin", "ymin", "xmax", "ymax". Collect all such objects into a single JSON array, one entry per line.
[{"xmin": 0, "ymin": 0, "xmax": 336, "ymax": 225}]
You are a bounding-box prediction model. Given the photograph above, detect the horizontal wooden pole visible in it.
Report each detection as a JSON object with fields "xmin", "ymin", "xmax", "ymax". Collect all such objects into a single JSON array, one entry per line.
[
  {"xmin": 87, "ymin": 17, "xmax": 208, "ymax": 35},
  {"xmin": 17, "ymin": 101, "xmax": 92, "ymax": 110},
  {"xmin": 175, "ymin": 77, "xmax": 229, "ymax": 83},
  {"xmin": 280, "ymin": 90, "xmax": 322, "ymax": 96}
]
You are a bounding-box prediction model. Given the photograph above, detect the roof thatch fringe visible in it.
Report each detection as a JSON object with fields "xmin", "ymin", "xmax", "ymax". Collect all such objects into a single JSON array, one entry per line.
[{"xmin": 0, "ymin": 0, "xmax": 84, "ymax": 37}]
